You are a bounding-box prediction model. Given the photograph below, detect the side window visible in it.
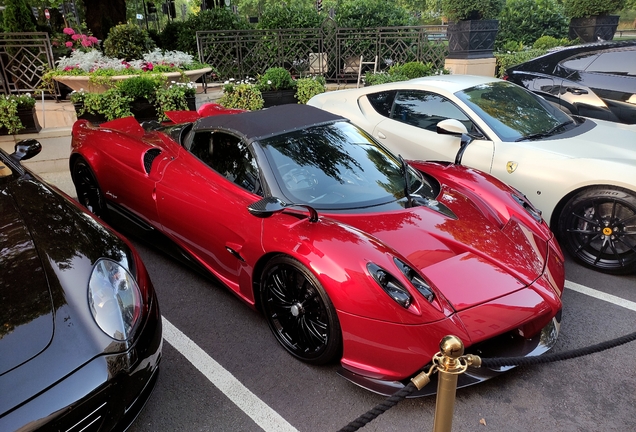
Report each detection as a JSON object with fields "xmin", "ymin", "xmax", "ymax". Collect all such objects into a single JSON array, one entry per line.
[
  {"xmin": 367, "ymin": 91, "xmax": 397, "ymax": 117},
  {"xmin": 561, "ymin": 53, "xmax": 599, "ymax": 72},
  {"xmin": 585, "ymin": 50, "xmax": 636, "ymax": 76},
  {"xmin": 391, "ymin": 91, "xmax": 473, "ymax": 132},
  {"xmin": 190, "ymin": 131, "xmax": 262, "ymax": 195}
]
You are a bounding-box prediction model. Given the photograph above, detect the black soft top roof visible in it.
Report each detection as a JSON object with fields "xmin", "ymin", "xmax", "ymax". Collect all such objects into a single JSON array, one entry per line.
[{"xmin": 193, "ymin": 104, "xmax": 347, "ymax": 142}]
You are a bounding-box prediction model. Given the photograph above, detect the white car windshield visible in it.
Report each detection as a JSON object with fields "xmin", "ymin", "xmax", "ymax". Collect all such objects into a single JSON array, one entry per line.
[{"xmin": 455, "ymin": 81, "xmax": 574, "ymax": 142}]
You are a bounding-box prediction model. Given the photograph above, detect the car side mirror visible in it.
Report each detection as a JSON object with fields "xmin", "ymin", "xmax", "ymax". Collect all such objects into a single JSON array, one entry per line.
[
  {"xmin": 436, "ymin": 119, "xmax": 468, "ymax": 136},
  {"xmin": 11, "ymin": 139, "xmax": 42, "ymax": 162},
  {"xmin": 248, "ymin": 197, "xmax": 319, "ymax": 222}
]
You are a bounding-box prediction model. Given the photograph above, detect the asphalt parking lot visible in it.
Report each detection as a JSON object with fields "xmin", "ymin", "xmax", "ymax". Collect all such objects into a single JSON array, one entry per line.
[{"xmin": 126, "ymin": 239, "xmax": 636, "ymax": 432}]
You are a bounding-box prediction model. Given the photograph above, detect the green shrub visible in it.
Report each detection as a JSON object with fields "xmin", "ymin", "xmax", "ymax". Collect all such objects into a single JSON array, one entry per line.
[
  {"xmin": 335, "ymin": 0, "xmax": 417, "ymax": 28},
  {"xmin": 219, "ymin": 83, "xmax": 264, "ymax": 111},
  {"xmin": 496, "ymin": 0, "xmax": 569, "ymax": 50},
  {"xmin": 393, "ymin": 61, "xmax": 435, "ymax": 79},
  {"xmin": 103, "ymin": 24, "xmax": 156, "ymax": 61},
  {"xmin": 2, "ymin": 0, "xmax": 36, "ymax": 33},
  {"xmin": 364, "ymin": 71, "xmax": 410, "ymax": 85},
  {"xmin": 258, "ymin": 3, "xmax": 323, "ymax": 29},
  {"xmin": 562, "ymin": 0, "xmax": 626, "ymax": 18},
  {"xmin": 155, "ymin": 82, "xmax": 196, "ymax": 121},
  {"xmin": 440, "ymin": 0, "xmax": 505, "ymax": 21},
  {"xmin": 501, "ymin": 40, "xmax": 525, "ymax": 52},
  {"xmin": 533, "ymin": 35, "xmax": 570, "ymax": 50},
  {"xmin": 116, "ymin": 76, "xmax": 161, "ymax": 101},
  {"xmin": 77, "ymin": 89, "xmax": 134, "ymax": 121},
  {"xmin": 295, "ymin": 76, "xmax": 326, "ymax": 104},
  {"xmin": 257, "ymin": 67, "xmax": 296, "ymax": 92},
  {"xmin": 364, "ymin": 61, "xmax": 447, "ymax": 86},
  {"xmin": 494, "ymin": 49, "xmax": 547, "ymax": 77}
]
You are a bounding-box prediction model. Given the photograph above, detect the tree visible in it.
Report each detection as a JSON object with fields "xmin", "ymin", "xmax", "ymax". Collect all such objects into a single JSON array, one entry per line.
[
  {"xmin": 83, "ymin": 0, "xmax": 127, "ymax": 40},
  {"xmin": 2, "ymin": 0, "xmax": 37, "ymax": 32}
]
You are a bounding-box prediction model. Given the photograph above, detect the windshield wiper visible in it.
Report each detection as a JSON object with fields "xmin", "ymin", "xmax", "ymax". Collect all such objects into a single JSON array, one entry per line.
[{"xmin": 515, "ymin": 120, "xmax": 574, "ymax": 142}]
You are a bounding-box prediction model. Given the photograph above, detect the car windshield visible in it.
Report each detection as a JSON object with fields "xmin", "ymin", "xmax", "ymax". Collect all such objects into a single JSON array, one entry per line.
[
  {"xmin": 455, "ymin": 81, "xmax": 574, "ymax": 142},
  {"xmin": 258, "ymin": 122, "xmax": 435, "ymax": 209}
]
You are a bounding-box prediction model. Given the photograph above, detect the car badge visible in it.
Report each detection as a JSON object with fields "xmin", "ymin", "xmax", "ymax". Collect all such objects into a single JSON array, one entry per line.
[{"xmin": 506, "ymin": 162, "xmax": 518, "ymax": 174}]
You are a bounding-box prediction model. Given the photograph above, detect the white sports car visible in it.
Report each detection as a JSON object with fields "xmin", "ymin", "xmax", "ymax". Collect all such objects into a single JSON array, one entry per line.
[{"xmin": 308, "ymin": 75, "xmax": 636, "ymax": 274}]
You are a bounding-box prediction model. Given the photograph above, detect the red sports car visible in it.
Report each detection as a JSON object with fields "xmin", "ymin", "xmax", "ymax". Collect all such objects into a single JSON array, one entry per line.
[{"xmin": 70, "ymin": 103, "xmax": 564, "ymax": 396}]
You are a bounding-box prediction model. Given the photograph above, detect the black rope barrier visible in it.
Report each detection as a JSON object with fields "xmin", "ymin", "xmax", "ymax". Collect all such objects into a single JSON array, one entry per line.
[
  {"xmin": 337, "ymin": 382, "xmax": 417, "ymax": 432},
  {"xmin": 480, "ymin": 330, "xmax": 636, "ymax": 368}
]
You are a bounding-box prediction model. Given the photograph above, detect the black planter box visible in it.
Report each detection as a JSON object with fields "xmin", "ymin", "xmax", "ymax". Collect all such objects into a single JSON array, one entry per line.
[
  {"xmin": 131, "ymin": 98, "xmax": 159, "ymax": 122},
  {"xmin": 447, "ymin": 19, "xmax": 499, "ymax": 59},
  {"xmin": 569, "ymin": 15, "xmax": 619, "ymax": 43},
  {"xmin": 262, "ymin": 89, "xmax": 297, "ymax": 108},
  {"xmin": 1, "ymin": 108, "xmax": 42, "ymax": 135},
  {"xmin": 73, "ymin": 103, "xmax": 108, "ymax": 125}
]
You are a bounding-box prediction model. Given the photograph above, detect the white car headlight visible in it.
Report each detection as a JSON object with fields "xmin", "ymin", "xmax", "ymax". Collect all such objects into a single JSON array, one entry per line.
[{"xmin": 88, "ymin": 258, "xmax": 142, "ymax": 341}]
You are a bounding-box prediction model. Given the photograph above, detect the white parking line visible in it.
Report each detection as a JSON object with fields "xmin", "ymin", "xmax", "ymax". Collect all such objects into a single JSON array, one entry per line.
[
  {"xmin": 565, "ymin": 280, "xmax": 636, "ymax": 312},
  {"xmin": 162, "ymin": 317, "xmax": 299, "ymax": 432}
]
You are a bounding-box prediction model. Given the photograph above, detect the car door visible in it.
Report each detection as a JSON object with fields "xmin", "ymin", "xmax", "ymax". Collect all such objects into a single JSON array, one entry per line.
[
  {"xmin": 154, "ymin": 130, "xmax": 264, "ymax": 302},
  {"xmin": 367, "ymin": 90, "xmax": 495, "ymax": 172}
]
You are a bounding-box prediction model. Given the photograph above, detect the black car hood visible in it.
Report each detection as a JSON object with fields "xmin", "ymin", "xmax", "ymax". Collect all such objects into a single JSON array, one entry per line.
[{"xmin": 0, "ymin": 184, "xmax": 54, "ymax": 375}]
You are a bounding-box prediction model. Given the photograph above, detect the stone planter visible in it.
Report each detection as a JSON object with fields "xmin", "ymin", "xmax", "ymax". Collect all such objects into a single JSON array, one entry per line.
[
  {"xmin": 53, "ymin": 67, "xmax": 212, "ymax": 93},
  {"xmin": 447, "ymin": 19, "xmax": 499, "ymax": 59},
  {"xmin": 569, "ymin": 15, "xmax": 619, "ymax": 43},
  {"xmin": 73, "ymin": 103, "xmax": 108, "ymax": 125},
  {"xmin": 261, "ymin": 89, "xmax": 297, "ymax": 108}
]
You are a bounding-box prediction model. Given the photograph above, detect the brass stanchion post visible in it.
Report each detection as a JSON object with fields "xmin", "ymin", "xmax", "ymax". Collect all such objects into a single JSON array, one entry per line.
[{"xmin": 432, "ymin": 335, "xmax": 467, "ymax": 432}]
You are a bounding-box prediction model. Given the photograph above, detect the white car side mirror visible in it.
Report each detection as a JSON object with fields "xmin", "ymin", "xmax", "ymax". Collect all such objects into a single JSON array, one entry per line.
[{"xmin": 436, "ymin": 119, "xmax": 468, "ymax": 136}]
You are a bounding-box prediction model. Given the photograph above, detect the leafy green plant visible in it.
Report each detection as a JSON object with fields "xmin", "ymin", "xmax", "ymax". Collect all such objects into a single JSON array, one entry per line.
[
  {"xmin": 334, "ymin": 0, "xmax": 418, "ymax": 28},
  {"xmin": 440, "ymin": 0, "xmax": 505, "ymax": 21},
  {"xmin": 295, "ymin": 76, "xmax": 326, "ymax": 104},
  {"xmin": 258, "ymin": 3, "xmax": 323, "ymax": 29},
  {"xmin": 155, "ymin": 82, "xmax": 197, "ymax": 121},
  {"xmin": 364, "ymin": 61, "xmax": 446, "ymax": 86},
  {"xmin": 393, "ymin": 61, "xmax": 435, "ymax": 79},
  {"xmin": 496, "ymin": 0, "xmax": 569, "ymax": 50},
  {"xmin": 116, "ymin": 76, "xmax": 161, "ymax": 101},
  {"xmin": 2, "ymin": 0, "xmax": 36, "ymax": 33},
  {"xmin": 562, "ymin": 0, "xmax": 626, "ymax": 18},
  {"xmin": 257, "ymin": 67, "xmax": 296, "ymax": 92},
  {"xmin": 0, "ymin": 93, "xmax": 37, "ymax": 133},
  {"xmin": 533, "ymin": 35, "xmax": 570, "ymax": 50},
  {"xmin": 103, "ymin": 24, "xmax": 156, "ymax": 61},
  {"xmin": 75, "ymin": 89, "xmax": 134, "ymax": 121},
  {"xmin": 494, "ymin": 49, "xmax": 547, "ymax": 77},
  {"xmin": 219, "ymin": 82, "xmax": 264, "ymax": 111}
]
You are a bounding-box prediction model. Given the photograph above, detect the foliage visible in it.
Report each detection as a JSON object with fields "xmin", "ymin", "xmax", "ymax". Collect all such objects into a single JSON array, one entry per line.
[
  {"xmin": 500, "ymin": 40, "xmax": 525, "ymax": 52},
  {"xmin": 440, "ymin": 0, "xmax": 505, "ymax": 21},
  {"xmin": 0, "ymin": 93, "xmax": 36, "ymax": 134},
  {"xmin": 496, "ymin": 0, "xmax": 569, "ymax": 50},
  {"xmin": 364, "ymin": 61, "xmax": 448, "ymax": 85},
  {"xmin": 533, "ymin": 35, "xmax": 571, "ymax": 50},
  {"xmin": 494, "ymin": 48, "xmax": 547, "ymax": 77},
  {"xmin": 562, "ymin": 0, "xmax": 626, "ymax": 18},
  {"xmin": 2, "ymin": 0, "xmax": 36, "ymax": 33},
  {"xmin": 159, "ymin": 9, "xmax": 251, "ymax": 55},
  {"xmin": 73, "ymin": 88, "xmax": 134, "ymax": 121},
  {"xmin": 116, "ymin": 75, "xmax": 161, "ymax": 101},
  {"xmin": 155, "ymin": 82, "xmax": 197, "ymax": 121},
  {"xmin": 257, "ymin": 67, "xmax": 296, "ymax": 91},
  {"xmin": 103, "ymin": 24, "xmax": 156, "ymax": 61},
  {"xmin": 258, "ymin": 3, "xmax": 323, "ymax": 29},
  {"xmin": 219, "ymin": 80, "xmax": 264, "ymax": 111},
  {"xmin": 334, "ymin": 0, "xmax": 418, "ymax": 28},
  {"xmin": 295, "ymin": 76, "xmax": 326, "ymax": 104}
]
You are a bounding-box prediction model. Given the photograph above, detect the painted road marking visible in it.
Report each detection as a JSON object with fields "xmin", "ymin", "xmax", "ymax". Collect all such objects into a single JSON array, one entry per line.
[
  {"xmin": 162, "ymin": 317, "xmax": 299, "ymax": 432},
  {"xmin": 565, "ymin": 280, "xmax": 636, "ymax": 312}
]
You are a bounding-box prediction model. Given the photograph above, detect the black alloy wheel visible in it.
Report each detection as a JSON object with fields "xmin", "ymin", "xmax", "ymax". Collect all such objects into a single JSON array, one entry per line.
[
  {"xmin": 72, "ymin": 158, "xmax": 109, "ymax": 219},
  {"xmin": 260, "ymin": 255, "xmax": 342, "ymax": 364},
  {"xmin": 558, "ymin": 187, "xmax": 636, "ymax": 274}
]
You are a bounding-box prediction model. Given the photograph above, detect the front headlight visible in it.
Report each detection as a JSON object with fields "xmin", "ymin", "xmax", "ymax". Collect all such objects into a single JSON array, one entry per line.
[{"xmin": 88, "ymin": 258, "xmax": 142, "ymax": 341}]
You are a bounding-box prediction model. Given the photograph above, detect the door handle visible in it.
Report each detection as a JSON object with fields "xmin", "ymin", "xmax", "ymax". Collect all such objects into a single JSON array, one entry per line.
[
  {"xmin": 377, "ymin": 131, "xmax": 386, "ymax": 139},
  {"xmin": 565, "ymin": 87, "xmax": 588, "ymax": 95}
]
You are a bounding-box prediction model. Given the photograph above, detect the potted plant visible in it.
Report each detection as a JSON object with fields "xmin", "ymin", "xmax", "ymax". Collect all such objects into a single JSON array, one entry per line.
[
  {"xmin": 256, "ymin": 67, "xmax": 297, "ymax": 108},
  {"xmin": 154, "ymin": 81, "xmax": 197, "ymax": 121},
  {"xmin": 441, "ymin": 0, "xmax": 505, "ymax": 59},
  {"xmin": 70, "ymin": 89, "xmax": 134, "ymax": 124},
  {"xmin": 563, "ymin": 0, "xmax": 625, "ymax": 42},
  {"xmin": 295, "ymin": 76, "xmax": 326, "ymax": 104},
  {"xmin": 0, "ymin": 93, "xmax": 41, "ymax": 135},
  {"xmin": 218, "ymin": 79, "xmax": 264, "ymax": 111}
]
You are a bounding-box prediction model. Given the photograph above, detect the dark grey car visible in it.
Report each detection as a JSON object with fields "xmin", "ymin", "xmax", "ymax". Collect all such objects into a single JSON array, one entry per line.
[{"xmin": 504, "ymin": 40, "xmax": 636, "ymax": 125}]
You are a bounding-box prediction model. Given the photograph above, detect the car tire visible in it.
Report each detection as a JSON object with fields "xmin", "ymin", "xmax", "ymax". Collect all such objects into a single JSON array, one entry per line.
[
  {"xmin": 260, "ymin": 255, "xmax": 342, "ymax": 365},
  {"xmin": 558, "ymin": 186, "xmax": 636, "ymax": 274},
  {"xmin": 72, "ymin": 158, "xmax": 109, "ymax": 220}
]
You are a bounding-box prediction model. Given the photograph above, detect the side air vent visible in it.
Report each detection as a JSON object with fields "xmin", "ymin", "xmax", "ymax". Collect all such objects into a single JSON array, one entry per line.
[{"xmin": 143, "ymin": 148, "xmax": 162, "ymax": 174}]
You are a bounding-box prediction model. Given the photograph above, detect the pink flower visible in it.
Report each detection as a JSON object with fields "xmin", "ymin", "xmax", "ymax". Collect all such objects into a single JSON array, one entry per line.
[
  {"xmin": 71, "ymin": 34, "xmax": 81, "ymax": 41},
  {"xmin": 81, "ymin": 39, "xmax": 92, "ymax": 47},
  {"xmin": 88, "ymin": 36, "xmax": 99, "ymax": 44},
  {"xmin": 63, "ymin": 27, "xmax": 75, "ymax": 36},
  {"xmin": 63, "ymin": 66, "xmax": 75, "ymax": 71},
  {"xmin": 65, "ymin": 41, "xmax": 73, "ymax": 48}
]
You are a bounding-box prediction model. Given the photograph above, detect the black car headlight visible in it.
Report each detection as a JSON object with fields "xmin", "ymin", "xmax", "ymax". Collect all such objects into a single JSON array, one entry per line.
[
  {"xmin": 88, "ymin": 258, "xmax": 142, "ymax": 341},
  {"xmin": 367, "ymin": 262, "xmax": 412, "ymax": 308}
]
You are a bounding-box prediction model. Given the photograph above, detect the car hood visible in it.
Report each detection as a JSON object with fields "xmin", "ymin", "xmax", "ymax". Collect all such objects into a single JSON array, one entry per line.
[
  {"xmin": 549, "ymin": 120, "xmax": 636, "ymax": 160},
  {"xmin": 337, "ymin": 189, "xmax": 550, "ymax": 311},
  {"xmin": 0, "ymin": 183, "xmax": 54, "ymax": 375}
]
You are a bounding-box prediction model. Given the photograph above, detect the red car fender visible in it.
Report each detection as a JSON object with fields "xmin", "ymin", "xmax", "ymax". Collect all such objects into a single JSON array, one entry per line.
[{"xmin": 257, "ymin": 213, "xmax": 453, "ymax": 325}]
